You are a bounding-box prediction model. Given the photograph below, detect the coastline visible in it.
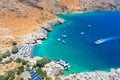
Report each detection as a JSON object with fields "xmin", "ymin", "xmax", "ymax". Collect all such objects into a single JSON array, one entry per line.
[
  {"xmin": 58, "ymin": 68, "xmax": 120, "ymax": 80},
  {"xmin": 18, "ymin": 18, "xmax": 65, "ymax": 46},
  {"xmin": 2, "ymin": 11, "xmax": 120, "ymax": 80}
]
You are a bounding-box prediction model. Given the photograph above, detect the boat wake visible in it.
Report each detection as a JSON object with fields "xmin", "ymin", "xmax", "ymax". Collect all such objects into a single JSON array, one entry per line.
[{"xmin": 94, "ymin": 36, "xmax": 120, "ymax": 45}]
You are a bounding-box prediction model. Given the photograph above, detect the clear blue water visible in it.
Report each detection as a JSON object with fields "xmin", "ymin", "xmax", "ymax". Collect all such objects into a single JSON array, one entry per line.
[{"xmin": 33, "ymin": 11, "xmax": 120, "ymax": 75}]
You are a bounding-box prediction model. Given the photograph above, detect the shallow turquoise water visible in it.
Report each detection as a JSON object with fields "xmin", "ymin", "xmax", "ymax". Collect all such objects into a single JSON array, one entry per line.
[{"xmin": 33, "ymin": 11, "xmax": 120, "ymax": 75}]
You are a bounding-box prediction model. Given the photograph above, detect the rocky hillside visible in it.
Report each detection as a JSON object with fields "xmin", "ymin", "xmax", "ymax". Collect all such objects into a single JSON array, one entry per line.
[
  {"xmin": 0, "ymin": 0, "xmax": 68, "ymax": 51},
  {"xmin": 60, "ymin": 0, "xmax": 120, "ymax": 11}
]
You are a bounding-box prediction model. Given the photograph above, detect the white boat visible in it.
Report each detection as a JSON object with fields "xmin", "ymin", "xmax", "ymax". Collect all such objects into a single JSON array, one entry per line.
[
  {"xmin": 62, "ymin": 35, "xmax": 67, "ymax": 38},
  {"xmin": 58, "ymin": 38, "xmax": 61, "ymax": 41},
  {"xmin": 88, "ymin": 25, "xmax": 92, "ymax": 28},
  {"xmin": 94, "ymin": 39, "xmax": 105, "ymax": 45},
  {"xmin": 62, "ymin": 40, "xmax": 66, "ymax": 44},
  {"xmin": 80, "ymin": 32, "xmax": 85, "ymax": 35}
]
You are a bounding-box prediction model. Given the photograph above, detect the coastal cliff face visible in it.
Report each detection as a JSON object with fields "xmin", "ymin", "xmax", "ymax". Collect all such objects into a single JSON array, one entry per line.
[{"xmin": 0, "ymin": 0, "xmax": 120, "ymax": 51}]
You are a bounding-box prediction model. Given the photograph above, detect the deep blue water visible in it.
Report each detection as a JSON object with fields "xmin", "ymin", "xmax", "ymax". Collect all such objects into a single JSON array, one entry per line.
[{"xmin": 33, "ymin": 11, "xmax": 120, "ymax": 75}]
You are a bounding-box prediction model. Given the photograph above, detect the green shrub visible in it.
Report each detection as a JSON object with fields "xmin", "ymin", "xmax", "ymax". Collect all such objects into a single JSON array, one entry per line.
[
  {"xmin": 5, "ymin": 70, "xmax": 15, "ymax": 80},
  {"xmin": 15, "ymin": 58, "xmax": 28, "ymax": 65},
  {"xmin": 17, "ymin": 66, "xmax": 24, "ymax": 75},
  {"xmin": 36, "ymin": 68, "xmax": 47, "ymax": 79},
  {"xmin": 2, "ymin": 54, "xmax": 7, "ymax": 58},
  {"xmin": 28, "ymin": 78, "xmax": 32, "ymax": 80},
  {"xmin": 36, "ymin": 57, "xmax": 51, "ymax": 68},
  {"xmin": 5, "ymin": 51, "xmax": 11, "ymax": 57},
  {"xmin": 1, "ymin": 51, "xmax": 11, "ymax": 59},
  {"xmin": 21, "ymin": 59, "xmax": 28, "ymax": 65},
  {"xmin": 0, "ymin": 75, "xmax": 5, "ymax": 80},
  {"xmin": 0, "ymin": 55, "xmax": 2, "ymax": 61},
  {"xmin": 46, "ymin": 77, "xmax": 52, "ymax": 80},
  {"xmin": 15, "ymin": 58, "xmax": 22, "ymax": 63},
  {"xmin": 20, "ymin": 78, "xmax": 24, "ymax": 80},
  {"xmin": 12, "ymin": 41, "xmax": 17, "ymax": 45},
  {"xmin": 12, "ymin": 46, "xmax": 18, "ymax": 54},
  {"xmin": 26, "ymin": 67, "xmax": 31, "ymax": 71}
]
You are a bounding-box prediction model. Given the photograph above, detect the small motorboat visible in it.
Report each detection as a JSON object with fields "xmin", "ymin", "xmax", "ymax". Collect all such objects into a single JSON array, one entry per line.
[
  {"xmin": 80, "ymin": 32, "xmax": 85, "ymax": 35},
  {"xmin": 88, "ymin": 25, "xmax": 92, "ymax": 28},
  {"xmin": 57, "ymin": 38, "xmax": 61, "ymax": 41},
  {"xmin": 62, "ymin": 35, "xmax": 67, "ymax": 38},
  {"xmin": 62, "ymin": 40, "xmax": 66, "ymax": 44},
  {"xmin": 94, "ymin": 39, "xmax": 105, "ymax": 45}
]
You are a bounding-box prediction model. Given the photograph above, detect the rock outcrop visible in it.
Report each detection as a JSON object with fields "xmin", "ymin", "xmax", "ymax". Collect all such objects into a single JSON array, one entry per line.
[
  {"xmin": 43, "ymin": 18, "xmax": 65, "ymax": 32},
  {"xmin": 42, "ymin": 62, "xmax": 64, "ymax": 76}
]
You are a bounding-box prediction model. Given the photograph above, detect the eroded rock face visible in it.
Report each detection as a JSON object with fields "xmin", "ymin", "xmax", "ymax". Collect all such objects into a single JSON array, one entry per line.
[
  {"xmin": 43, "ymin": 18, "xmax": 65, "ymax": 32},
  {"xmin": 18, "ymin": 0, "xmax": 43, "ymax": 9}
]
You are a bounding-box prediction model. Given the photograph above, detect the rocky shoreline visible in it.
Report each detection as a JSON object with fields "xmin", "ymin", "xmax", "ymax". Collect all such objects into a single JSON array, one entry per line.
[
  {"xmin": 42, "ymin": 62, "xmax": 120, "ymax": 80},
  {"xmin": 18, "ymin": 18, "xmax": 65, "ymax": 45},
  {"xmin": 58, "ymin": 68, "xmax": 120, "ymax": 80}
]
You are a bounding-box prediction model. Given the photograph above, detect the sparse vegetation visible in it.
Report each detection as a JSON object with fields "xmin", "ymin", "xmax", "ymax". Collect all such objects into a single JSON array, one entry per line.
[
  {"xmin": 0, "ymin": 51, "xmax": 11, "ymax": 59},
  {"xmin": 36, "ymin": 68, "xmax": 47, "ymax": 79},
  {"xmin": 15, "ymin": 58, "xmax": 27, "ymax": 65},
  {"xmin": 5, "ymin": 51, "xmax": 11, "ymax": 57},
  {"xmin": 4, "ymin": 58, "xmax": 13, "ymax": 64},
  {"xmin": 5, "ymin": 70, "xmax": 15, "ymax": 80},
  {"xmin": 16, "ymin": 66, "xmax": 24, "ymax": 75},
  {"xmin": 36, "ymin": 57, "xmax": 51, "ymax": 68}
]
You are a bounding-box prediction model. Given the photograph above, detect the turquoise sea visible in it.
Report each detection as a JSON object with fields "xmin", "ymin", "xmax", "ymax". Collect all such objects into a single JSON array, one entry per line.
[{"xmin": 33, "ymin": 11, "xmax": 120, "ymax": 75}]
